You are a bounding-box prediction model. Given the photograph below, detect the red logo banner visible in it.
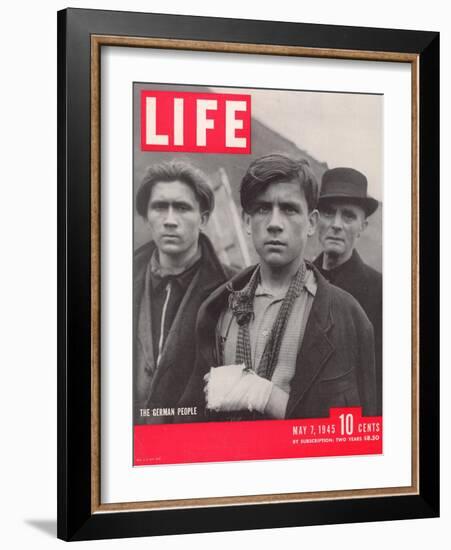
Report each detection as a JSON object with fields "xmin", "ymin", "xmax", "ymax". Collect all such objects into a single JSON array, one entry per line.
[{"xmin": 140, "ymin": 90, "xmax": 251, "ymax": 154}]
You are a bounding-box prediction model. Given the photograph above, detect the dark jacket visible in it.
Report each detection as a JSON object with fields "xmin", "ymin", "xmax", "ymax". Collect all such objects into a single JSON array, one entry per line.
[
  {"xmin": 313, "ymin": 250, "xmax": 382, "ymax": 414},
  {"xmin": 178, "ymin": 263, "xmax": 377, "ymax": 421},
  {"xmin": 134, "ymin": 233, "xmax": 236, "ymax": 424}
]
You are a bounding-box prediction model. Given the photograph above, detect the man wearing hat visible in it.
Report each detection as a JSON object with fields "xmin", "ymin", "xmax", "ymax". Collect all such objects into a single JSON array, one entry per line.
[{"xmin": 314, "ymin": 167, "xmax": 382, "ymax": 415}]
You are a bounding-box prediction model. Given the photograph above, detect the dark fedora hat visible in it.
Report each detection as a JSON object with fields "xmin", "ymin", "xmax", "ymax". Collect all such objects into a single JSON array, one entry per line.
[{"xmin": 318, "ymin": 167, "xmax": 379, "ymax": 217}]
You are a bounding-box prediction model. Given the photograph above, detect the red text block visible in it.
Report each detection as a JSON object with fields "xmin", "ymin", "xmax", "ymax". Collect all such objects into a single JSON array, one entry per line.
[
  {"xmin": 134, "ymin": 408, "xmax": 382, "ymax": 466},
  {"xmin": 140, "ymin": 90, "xmax": 251, "ymax": 154}
]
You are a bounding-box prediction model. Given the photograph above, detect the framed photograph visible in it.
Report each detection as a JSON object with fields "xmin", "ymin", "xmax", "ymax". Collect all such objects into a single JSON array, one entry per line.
[{"xmin": 57, "ymin": 7, "xmax": 439, "ymax": 541}]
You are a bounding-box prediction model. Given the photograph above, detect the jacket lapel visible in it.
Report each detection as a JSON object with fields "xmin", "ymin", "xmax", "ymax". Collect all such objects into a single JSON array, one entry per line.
[
  {"xmin": 150, "ymin": 234, "xmax": 233, "ymax": 385},
  {"xmin": 135, "ymin": 260, "xmax": 156, "ymax": 374},
  {"xmin": 314, "ymin": 249, "xmax": 366, "ymax": 292},
  {"xmin": 196, "ymin": 265, "xmax": 255, "ymax": 369},
  {"xmin": 154, "ymin": 269, "xmax": 200, "ymax": 371},
  {"xmin": 286, "ymin": 267, "xmax": 335, "ymax": 416}
]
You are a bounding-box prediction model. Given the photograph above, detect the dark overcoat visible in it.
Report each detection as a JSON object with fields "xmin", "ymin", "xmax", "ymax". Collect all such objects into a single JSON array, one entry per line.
[
  {"xmin": 178, "ymin": 263, "xmax": 378, "ymax": 421},
  {"xmin": 134, "ymin": 233, "xmax": 235, "ymax": 424},
  {"xmin": 314, "ymin": 250, "xmax": 382, "ymax": 414}
]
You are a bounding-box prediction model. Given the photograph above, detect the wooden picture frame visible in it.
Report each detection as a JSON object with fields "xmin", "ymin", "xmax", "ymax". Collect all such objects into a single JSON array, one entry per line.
[{"xmin": 57, "ymin": 7, "xmax": 439, "ymax": 541}]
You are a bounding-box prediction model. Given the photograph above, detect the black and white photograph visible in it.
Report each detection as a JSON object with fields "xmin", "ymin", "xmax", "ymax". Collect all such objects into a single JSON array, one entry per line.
[
  {"xmin": 0, "ymin": 0, "xmax": 444, "ymax": 547},
  {"xmin": 132, "ymin": 83, "xmax": 384, "ymax": 465}
]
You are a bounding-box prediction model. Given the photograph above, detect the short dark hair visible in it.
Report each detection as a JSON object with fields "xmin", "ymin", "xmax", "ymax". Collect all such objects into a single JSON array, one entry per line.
[
  {"xmin": 240, "ymin": 154, "xmax": 319, "ymax": 213},
  {"xmin": 136, "ymin": 160, "xmax": 215, "ymax": 218}
]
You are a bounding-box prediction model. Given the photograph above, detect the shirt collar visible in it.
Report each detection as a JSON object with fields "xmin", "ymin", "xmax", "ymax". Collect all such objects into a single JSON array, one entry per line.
[
  {"xmin": 254, "ymin": 264, "xmax": 317, "ymax": 299},
  {"xmin": 319, "ymin": 249, "xmax": 359, "ymax": 276},
  {"xmin": 149, "ymin": 246, "xmax": 202, "ymax": 292}
]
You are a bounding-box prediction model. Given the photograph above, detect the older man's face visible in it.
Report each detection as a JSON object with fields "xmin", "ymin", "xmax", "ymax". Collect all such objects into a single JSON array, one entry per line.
[
  {"xmin": 147, "ymin": 180, "xmax": 208, "ymax": 262},
  {"xmin": 318, "ymin": 201, "xmax": 367, "ymax": 263}
]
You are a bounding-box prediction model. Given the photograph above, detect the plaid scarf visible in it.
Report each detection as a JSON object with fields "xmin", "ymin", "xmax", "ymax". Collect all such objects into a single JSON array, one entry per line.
[{"xmin": 227, "ymin": 262, "xmax": 307, "ymax": 381}]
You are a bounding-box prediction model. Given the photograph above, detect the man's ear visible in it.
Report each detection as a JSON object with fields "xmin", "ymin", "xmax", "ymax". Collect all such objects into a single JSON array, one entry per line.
[
  {"xmin": 242, "ymin": 211, "xmax": 252, "ymax": 235},
  {"xmin": 357, "ymin": 218, "xmax": 368, "ymax": 238},
  {"xmin": 308, "ymin": 209, "xmax": 319, "ymax": 236},
  {"xmin": 199, "ymin": 211, "xmax": 210, "ymax": 230}
]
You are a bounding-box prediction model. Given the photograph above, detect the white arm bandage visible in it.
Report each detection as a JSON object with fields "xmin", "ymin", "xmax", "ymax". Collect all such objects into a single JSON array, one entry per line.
[{"xmin": 205, "ymin": 364, "xmax": 273, "ymax": 414}]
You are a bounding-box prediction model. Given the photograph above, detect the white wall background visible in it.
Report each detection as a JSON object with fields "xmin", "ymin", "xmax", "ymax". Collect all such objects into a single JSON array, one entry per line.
[{"xmin": 0, "ymin": 0, "xmax": 447, "ymax": 548}]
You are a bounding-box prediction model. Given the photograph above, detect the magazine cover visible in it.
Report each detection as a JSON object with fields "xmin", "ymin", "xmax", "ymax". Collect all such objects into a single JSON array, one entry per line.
[{"xmin": 132, "ymin": 83, "xmax": 383, "ymax": 466}]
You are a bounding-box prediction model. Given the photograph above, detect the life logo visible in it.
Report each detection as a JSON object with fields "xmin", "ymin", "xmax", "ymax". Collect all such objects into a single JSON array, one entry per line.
[{"xmin": 141, "ymin": 90, "xmax": 251, "ymax": 154}]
